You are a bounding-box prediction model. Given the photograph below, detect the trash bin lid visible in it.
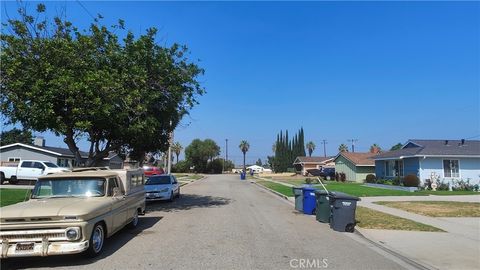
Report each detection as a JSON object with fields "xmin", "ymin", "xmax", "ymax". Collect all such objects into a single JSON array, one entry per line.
[
  {"xmin": 328, "ymin": 192, "xmax": 360, "ymax": 201},
  {"xmin": 302, "ymin": 186, "xmax": 316, "ymax": 191},
  {"xmin": 292, "ymin": 187, "xmax": 303, "ymax": 191},
  {"xmin": 314, "ymin": 190, "xmax": 329, "ymax": 196}
]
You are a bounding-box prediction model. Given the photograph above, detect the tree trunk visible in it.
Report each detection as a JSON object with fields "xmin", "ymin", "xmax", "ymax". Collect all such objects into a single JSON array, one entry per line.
[
  {"xmin": 63, "ymin": 130, "xmax": 85, "ymax": 167},
  {"xmin": 243, "ymin": 152, "xmax": 246, "ymax": 171}
]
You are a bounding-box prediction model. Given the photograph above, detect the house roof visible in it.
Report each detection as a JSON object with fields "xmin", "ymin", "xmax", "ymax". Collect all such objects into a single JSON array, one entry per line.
[
  {"xmin": 334, "ymin": 152, "xmax": 377, "ymax": 166},
  {"xmin": 374, "ymin": 139, "xmax": 480, "ymax": 160},
  {"xmin": 293, "ymin": 156, "xmax": 334, "ymax": 164},
  {"xmin": 0, "ymin": 143, "xmax": 112, "ymax": 160}
]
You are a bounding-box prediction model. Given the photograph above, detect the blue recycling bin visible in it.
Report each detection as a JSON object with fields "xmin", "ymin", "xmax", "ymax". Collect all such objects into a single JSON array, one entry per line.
[
  {"xmin": 240, "ymin": 172, "xmax": 246, "ymax": 180},
  {"xmin": 302, "ymin": 187, "xmax": 317, "ymax": 215}
]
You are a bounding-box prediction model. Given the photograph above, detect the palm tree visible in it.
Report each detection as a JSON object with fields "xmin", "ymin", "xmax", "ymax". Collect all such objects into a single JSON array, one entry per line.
[
  {"xmin": 370, "ymin": 143, "xmax": 381, "ymax": 154},
  {"xmin": 306, "ymin": 141, "xmax": 316, "ymax": 157},
  {"xmin": 171, "ymin": 142, "xmax": 183, "ymax": 163},
  {"xmin": 338, "ymin": 143, "xmax": 349, "ymax": 152},
  {"xmin": 239, "ymin": 140, "xmax": 250, "ymax": 171}
]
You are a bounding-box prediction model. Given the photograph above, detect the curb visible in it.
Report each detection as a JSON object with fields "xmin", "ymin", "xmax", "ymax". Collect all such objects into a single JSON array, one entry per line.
[
  {"xmin": 251, "ymin": 180, "xmax": 294, "ymax": 204},
  {"xmin": 179, "ymin": 175, "xmax": 207, "ymax": 187},
  {"xmin": 352, "ymin": 228, "xmax": 435, "ymax": 270},
  {"xmin": 253, "ymin": 177, "xmax": 434, "ymax": 270}
]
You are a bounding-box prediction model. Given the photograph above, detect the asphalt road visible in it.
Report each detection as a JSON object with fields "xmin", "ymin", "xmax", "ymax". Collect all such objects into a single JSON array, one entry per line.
[{"xmin": 2, "ymin": 175, "xmax": 408, "ymax": 270}]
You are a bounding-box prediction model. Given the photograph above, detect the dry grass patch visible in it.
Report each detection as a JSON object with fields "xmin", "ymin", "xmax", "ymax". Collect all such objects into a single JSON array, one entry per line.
[
  {"xmin": 356, "ymin": 206, "xmax": 443, "ymax": 232},
  {"xmin": 375, "ymin": 201, "xmax": 480, "ymax": 217}
]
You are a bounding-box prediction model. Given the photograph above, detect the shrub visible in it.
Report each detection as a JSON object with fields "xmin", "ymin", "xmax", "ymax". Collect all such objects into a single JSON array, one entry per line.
[
  {"xmin": 206, "ymin": 159, "xmax": 223, "ymax": 174},
  {"xmin": 392, "ymin": 177, "xmax": 401, "ymax": 186},
  {"xmin": 365, "ymin": 174, "xmax": 376, "ymax": 183},
  {"xmin": 435, "ymin": 180, "xmax": 450, "ymax": 191},
  {"xmin": 171, "ymin": 160, "xmax": 191, "ymax": 173},
  {"xmin": 403, "ymin": 174, "xmax": 420, "ymax": 187},
  {"xmin": 335, "ymin": 172, "xmax": 339, "ymax": 182},
  {"xmin": 339, "ymin": 173, "xmax": 346, "ymax": 182}
]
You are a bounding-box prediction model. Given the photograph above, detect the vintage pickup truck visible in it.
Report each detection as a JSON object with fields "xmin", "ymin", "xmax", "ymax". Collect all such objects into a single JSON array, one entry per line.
[
  {"xmin": 0, "ymin": 168, "xmax": 146, "ymax": 258},
  {"xmin": 0, "ymin": 160, "xmax": 70, "ymax": 185}
]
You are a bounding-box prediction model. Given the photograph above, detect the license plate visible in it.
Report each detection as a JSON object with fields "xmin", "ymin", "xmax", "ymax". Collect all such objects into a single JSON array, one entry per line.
[{"xmin": 15, "ymin": 242, "xmax": 34, "ymax": 252}]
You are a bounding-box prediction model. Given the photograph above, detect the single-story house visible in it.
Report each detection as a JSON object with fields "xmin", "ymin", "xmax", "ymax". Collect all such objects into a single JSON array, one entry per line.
[
  {"xmin": 0, "ymin": 137, "xmax": 124, "ymax": 169},
  {"xmin": 293, "ymin": 156, "xmax": 335, "ymax": 176},
  {"xmin": 334, "ymin": 152, "xmax": 377, "ymax": 182},
  {"xmin": 374, "ymin": 139, "xmax": 480, "ymax": 184}
]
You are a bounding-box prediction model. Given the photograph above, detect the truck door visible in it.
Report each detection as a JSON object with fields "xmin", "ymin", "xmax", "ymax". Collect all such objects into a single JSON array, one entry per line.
[
  {"xmin": 16, "ymin": 161, "xmax": 43, "ymax": 180},
  {"xmin": 108, "ymin": 177, "xmax": 128, "ymax": 232}
]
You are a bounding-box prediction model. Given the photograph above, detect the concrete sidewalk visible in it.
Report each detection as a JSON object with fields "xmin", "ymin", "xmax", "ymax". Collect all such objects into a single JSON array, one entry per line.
[{"xmin": 358, "ymin": 196, "xmax": 480, "ymax": 270}]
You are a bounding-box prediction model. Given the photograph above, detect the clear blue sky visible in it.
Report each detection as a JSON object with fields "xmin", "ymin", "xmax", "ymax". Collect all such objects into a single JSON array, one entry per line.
[{"xmin": 2, "ymin": 1, "xmax": 479, "ymax": 166}]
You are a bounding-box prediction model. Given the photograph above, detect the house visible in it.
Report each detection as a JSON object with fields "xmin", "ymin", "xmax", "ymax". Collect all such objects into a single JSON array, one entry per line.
[
  {"xmin": 333, "ymin": 152, "xmax": 377, "ymax": 182},
  {"xmin": 374, "ymin": 139, "xmax": 480, "ymax": 184},
  {"xmin": 293, "ymin": 156, "xmax": 335, "ymax": 176},
  {"xmin": 0, "ymin": 137, "xmax": 124, "ymax": 169}
]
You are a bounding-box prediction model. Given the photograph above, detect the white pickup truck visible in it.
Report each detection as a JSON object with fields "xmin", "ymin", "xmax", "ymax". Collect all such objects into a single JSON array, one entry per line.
[{"xmin": 0, "ymin": 160, "xmax": 70, "ymax": 185}]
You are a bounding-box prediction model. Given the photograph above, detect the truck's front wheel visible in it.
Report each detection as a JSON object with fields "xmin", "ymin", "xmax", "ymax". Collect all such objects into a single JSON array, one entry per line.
[
  {"xmin": 9, "ymin": 176, "xmax": 18, "ymax": 185},
  {"xmin": 0, "ymin": 172, "xmax": 5, "ymax": 185},
  {"xmin": 85, "ymin": 223, "xmax": 105, "ymax": 257}
]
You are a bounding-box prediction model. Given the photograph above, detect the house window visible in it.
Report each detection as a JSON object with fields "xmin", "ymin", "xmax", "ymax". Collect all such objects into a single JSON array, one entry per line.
[
  {"xmin": 8, "ymin": 157, "xmax": 21, "ymax": 162},
  {"xmin": 385, "ymin": 160, "xmax": 404, "ymax": 177},
  {"xmin": 443, "ymin": 160, "xmax": 459, "ymax": 178}
]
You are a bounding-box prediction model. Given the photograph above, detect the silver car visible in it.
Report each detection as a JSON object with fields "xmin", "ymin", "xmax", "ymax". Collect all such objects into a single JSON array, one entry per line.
[{"xmin": 145, "ymin": 175, "xmax": 180, "ymax": 202}]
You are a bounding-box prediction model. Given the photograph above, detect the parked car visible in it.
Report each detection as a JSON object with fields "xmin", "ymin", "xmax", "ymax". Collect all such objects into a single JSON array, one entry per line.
[
  {"xmin": 142, "ymin": 166, "xmax": 165, "ymax": 177},
  {"xmin": 0, "ymin": 160, "xmax": 70, "ymax": 185},
  {"xmin": 0, "ymin": 168, "xmax": 146, "ymax": 258},
  {"xmin": 145, "ymin": 174, "xmax": 180, "ymax": 202},
  {"xmin": 319, "ymin": 168, "xmax": 335, "ymax": 180}
]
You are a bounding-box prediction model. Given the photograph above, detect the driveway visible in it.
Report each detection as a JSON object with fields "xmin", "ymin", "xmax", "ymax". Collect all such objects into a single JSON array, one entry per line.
[{"xmin": 2, "ymin": 174, "xmax": 407, "ymax": 270}]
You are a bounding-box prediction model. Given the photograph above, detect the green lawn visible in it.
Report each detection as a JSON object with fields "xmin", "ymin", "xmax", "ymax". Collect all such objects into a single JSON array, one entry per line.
[
  {"xmin": 0, "ymin": 189, "xmax": 31, "ymax": 207},
  {"xmin": 356, "ymin": 206, "xmax": 443, "ymax": 232},
  {"xmin": 256, "ymin": 181, "xmax": 294, "ymax": 197},
  {"xmin": 274, "ymin": 180, "xmax": 479, "ymax": 197},
  {"xmin": 312, "ymin": 182, "xmax": 423, "ymax": 197}
]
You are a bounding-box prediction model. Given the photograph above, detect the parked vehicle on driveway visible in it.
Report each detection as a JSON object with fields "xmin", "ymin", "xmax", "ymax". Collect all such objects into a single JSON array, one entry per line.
[
  {"xmin": 145, "ymin": 174, "xmax": 180, "ymax": 202},
  {"xmin": 0, "ymin": 160, "xmax": 70, "ymax": 185},
  {"xmin": 319, "ymin": 168, "xmax": 335, "ymax": 180},
  {"xmin": 0, "ymin": 168, "xmax": 146, "ymax": 258},
  {"xmin": 142, "ymin": 166, "xmax": 165, "ymax": 177}
]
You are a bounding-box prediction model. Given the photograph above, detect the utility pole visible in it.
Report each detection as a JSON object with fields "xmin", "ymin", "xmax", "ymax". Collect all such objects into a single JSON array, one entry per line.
[
  {"xmin": 226, "ymin": 139, "xmax": 229, "ymax": 162},
  {"xmin": 321, "ymin": 140, "xmax": 328, "ymax": 157},
  {"xmin": 348, "ymin": 139, "xmax": 358, "ymax": 153},
  {"xmin": 167, "ymin": 122, "xmax": 173, "ymax": 174}
]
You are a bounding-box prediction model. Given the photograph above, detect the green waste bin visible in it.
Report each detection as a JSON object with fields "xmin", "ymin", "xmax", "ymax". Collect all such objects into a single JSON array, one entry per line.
[
  {"xmin": 292, "ymin": 187, "xmax": 303, "ymax": 212},
  {"xmin": 314, "ymin": 190, "xmax": 331, "ymax": 223}
]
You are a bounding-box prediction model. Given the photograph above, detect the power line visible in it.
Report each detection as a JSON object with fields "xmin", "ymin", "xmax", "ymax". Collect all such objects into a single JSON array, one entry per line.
[
  {"xmin": 320, "ymin": 140, "xmax": 328, "ymax": 157},
  {"xmin": 75, "ymin": 0, "xmax": 95, "ymax": 20}
]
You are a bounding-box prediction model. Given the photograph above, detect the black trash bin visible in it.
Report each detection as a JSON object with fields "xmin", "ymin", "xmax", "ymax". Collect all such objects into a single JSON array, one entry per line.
[
  {"xmin": 314, "ymin": 190, "xmax": 331, "ymax": 223},
  {"xmin": 329, "ymin": 192, "xmax": 360, "ymax": 232},
  {"xmin": 292, "ymin": 187, "xmax": 303, "ymax": 212}
]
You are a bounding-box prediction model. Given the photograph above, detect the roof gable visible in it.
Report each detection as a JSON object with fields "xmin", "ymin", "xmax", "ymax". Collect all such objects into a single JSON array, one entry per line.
[{"xmin": 334, "ymin": 152, "xmax": 377, "ymax": 166}]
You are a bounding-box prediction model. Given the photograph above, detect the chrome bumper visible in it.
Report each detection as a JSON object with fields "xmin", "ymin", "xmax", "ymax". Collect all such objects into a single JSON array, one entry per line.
[{"xmin": 1, "ymin": 239, "xmax": 89, "ymax": 258}]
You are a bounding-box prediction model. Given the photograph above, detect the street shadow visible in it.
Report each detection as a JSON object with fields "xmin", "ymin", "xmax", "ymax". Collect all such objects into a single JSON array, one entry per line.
[
  {"xmin": 146, "ymin": 193, "xmax": 232, "ymax": 213},
  {"xmin": 0, "ymin": 216, "xmax": 162, "ymax": 270}
]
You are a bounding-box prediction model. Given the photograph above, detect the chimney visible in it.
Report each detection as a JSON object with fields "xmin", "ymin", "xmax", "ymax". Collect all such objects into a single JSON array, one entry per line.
[
  {"xmin": 34, "ymin": 136, "xmax": 45, "ymax": 147},
  {"xmin": 444, "ymin": 140, "xmax": 449, "ymax": 145}
]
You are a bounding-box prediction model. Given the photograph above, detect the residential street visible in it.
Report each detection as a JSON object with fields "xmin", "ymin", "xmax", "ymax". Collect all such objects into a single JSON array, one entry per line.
[{"xmin": 2, "ymin": 175, "xmax": 408, "ymax": 270}]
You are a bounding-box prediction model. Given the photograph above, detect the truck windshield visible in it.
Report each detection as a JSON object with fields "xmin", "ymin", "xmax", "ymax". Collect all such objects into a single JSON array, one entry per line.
[{"xmin": 31, "ymin": 178, "xmax": 106, "ymax": 198}]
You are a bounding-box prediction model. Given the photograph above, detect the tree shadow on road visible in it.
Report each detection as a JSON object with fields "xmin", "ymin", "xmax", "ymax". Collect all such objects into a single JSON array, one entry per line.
[
  {"xmin": 1, "ymin": 216, "xmax": 162, "ymax": 270},
  {"xmin": 146, "ymin": 194, "xmax": 232, "ymax": 213}
]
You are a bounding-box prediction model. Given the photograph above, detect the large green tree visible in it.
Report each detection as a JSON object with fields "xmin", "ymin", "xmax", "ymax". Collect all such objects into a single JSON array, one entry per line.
[
  {"xmin": 0, "ymin": 128, "xmax": 33, "ymax": 146},
  {"xmin": 390, "ymin": 143, "xmax": 403, "ymax": 151},
  {"xmin": 184, "ymin": 139, "xmax": 220, "ymax": 173},
  {"xmin": 171, "ymin": 142, "xmax": 183, "ymax": 163},
  {"xmin": 0, "ymin": 3, "xmax": 204, "ymax": 166},
  {"xmin": 306, "ymin": 141, "xmax": 315, "ymax": 157}
]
